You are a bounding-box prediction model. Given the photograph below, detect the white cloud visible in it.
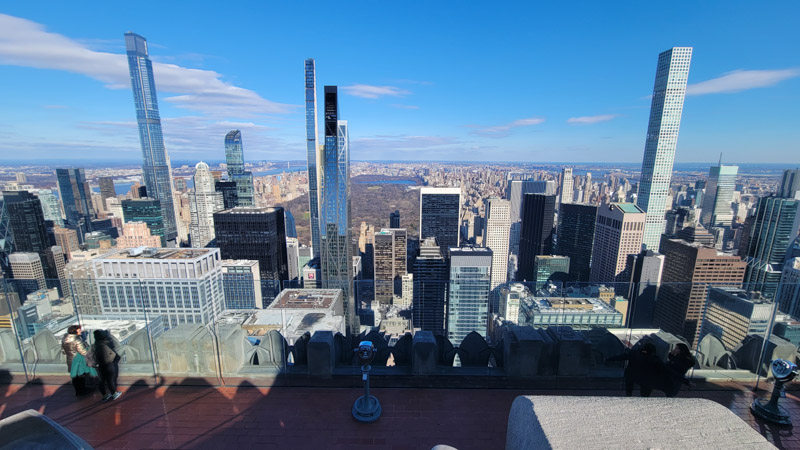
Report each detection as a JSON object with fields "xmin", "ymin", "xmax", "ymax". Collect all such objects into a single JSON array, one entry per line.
[
  {"xmin": 0, "ymin": 13, "xmax": 294, "ymax": 117},
  {"xmin": 391, "ymin": 104, "xmax": 420, "ymax": 110},
  {"xmin": 687, "ymin": 68, "xmax": 800, "ymax": 95},
  {"xmin": 354, "ymin": 134, "xmax": 460, "ymax": 151},
  {"xmin": 567, "ymin": 114, "xmax": 618, "ymax": 124},
  {"xmin": 469, "ymin": 117, "xmax": 545, "ymax": 137},
  {"xmin": 341, "ymin": 84, "xmax": 411, "ymax": 99}
]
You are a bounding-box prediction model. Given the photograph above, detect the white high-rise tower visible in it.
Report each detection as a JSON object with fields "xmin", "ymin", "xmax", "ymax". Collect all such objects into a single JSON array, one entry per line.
[
  {"xmin": 636, "ymin": 47, "xmax": 692, "ymax": 251},
  {"xmin": 483, "ymin": 197, "xmax": 510, "ymax": 314},
  {"xmin": 189, "ymin": 162, "xmax": 224, "ymax": 248},
  {"xmin": 560, "ymin": 168, "xmax": 574, "ymax": 205}
]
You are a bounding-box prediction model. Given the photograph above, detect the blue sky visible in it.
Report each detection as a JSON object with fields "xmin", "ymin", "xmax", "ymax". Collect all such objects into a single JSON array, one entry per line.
[{"xmin": 0, "ymin": 2, "xmax": 798, "ymax": 164}]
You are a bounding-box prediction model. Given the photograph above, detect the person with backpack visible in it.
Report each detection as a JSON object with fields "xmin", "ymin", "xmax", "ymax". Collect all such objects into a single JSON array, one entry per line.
[{"xmin": 93, "ymin": 329, "xmax": 122, "ymax": 401}]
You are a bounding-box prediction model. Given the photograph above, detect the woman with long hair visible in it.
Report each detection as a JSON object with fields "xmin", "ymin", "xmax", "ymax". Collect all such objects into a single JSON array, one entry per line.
[
  {"xmin": 61, "ymin": 324, "xmax": 97, "ymax": 396},
  {"xmin": 93, "ymin": 329, "xmax": 122, "ymax": 401}
]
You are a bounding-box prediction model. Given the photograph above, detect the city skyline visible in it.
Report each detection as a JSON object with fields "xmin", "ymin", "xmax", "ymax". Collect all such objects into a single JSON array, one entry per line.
[{"xmin": 0, "ymin": 5, "xmax": 798, "ymax": 164}]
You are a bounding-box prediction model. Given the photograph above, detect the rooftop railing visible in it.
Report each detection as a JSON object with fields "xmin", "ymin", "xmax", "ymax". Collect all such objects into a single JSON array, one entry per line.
[{"xmin": 1, "ymin": 277, "xmax": 797, "ymax": 391}]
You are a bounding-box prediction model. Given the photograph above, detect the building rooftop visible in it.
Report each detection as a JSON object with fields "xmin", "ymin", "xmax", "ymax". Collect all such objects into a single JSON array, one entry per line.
[
  {"xmin": 269, "ymin": 289, "xmax": 341, "ymax": 309},
  {"xmin": 103, "ymin": 247, "xmax": 212, "ymax": 260},
  {"xmin": 612, "ymin": 202, "xmax": 644, "ymax": 214},
  {"xmin": 217, "ymin": 206, "xmax": 281, "ymax": 214}
]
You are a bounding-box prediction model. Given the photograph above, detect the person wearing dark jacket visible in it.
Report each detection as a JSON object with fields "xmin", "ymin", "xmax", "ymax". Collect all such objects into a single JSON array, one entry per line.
[
  {"xmin": 93, "ymin": 329, "xmax": 122, "ymax": 401},
  {"xmin": 661, "ymin": 343, "xmax": 696, "ymax": 397},
  {"xmin": 607, "ymin": 342, "xmax": 665, "ymax": 397}
]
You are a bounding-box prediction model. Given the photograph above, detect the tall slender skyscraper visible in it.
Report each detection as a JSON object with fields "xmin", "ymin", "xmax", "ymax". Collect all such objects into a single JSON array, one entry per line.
[
  {"xmin": 304, "ymin": 59, "xmax": 322, "ymax": 254},
  {"xmin": 507, "ymin": 180, "xmax": 556, "ymax": 255},
  {"xmin": 320, "ymin": 86, "xmax": 355, "ymax": 333},
  {"xmin": 700, "ymin": 164, "xmax": 738, "ymax": 228},
  {"xmin": 560, "ymin": 168, "xmax": 574, "ymax": 205},
  {"xmin": 189, "ymin": 162, "xmax": 224, "ymax": 247},
  {"xmin": 412, "ymin": 237, "xmax": 449, "ymax": 336},
  {"xmin": 483, "ymin": 197, "xmax": 510, "ymax": 313},
  {"xmin": 636, "ymin": 47, "xmax": 692, "ymax": 251},
  {"xmin": 124, "ymin": 32, "xmax": 178, "ymax": 244},
  {"xmin": 224, "ymin": 130, "xmax": 255, "ymax": 207}
]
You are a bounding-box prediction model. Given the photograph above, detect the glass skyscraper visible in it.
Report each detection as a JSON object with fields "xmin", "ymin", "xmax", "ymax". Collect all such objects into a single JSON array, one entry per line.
[
  {"xmin": 122, "ymin": 199, "xmax": 166, "ymax": 247},
  {"xmin": 743, "ymin": 196, "xmax": 800, "ymax": 299},
  {"xmin": 556, "ymin": 203, "xmax": 597, "ymax": 282},
  {"xmin": 224, "ymin": 130, "xmax": 254, "ymax": 207},
  {"xmin": 700, "ymin": 164, "xmax": 738, "ymax": 228},
  {"xmin": 636, "ymin": 47, "xmax": 692, "ymax": 252},
  {"xmin": 304, "ymin": 59, "xmax": 322, "ymax": 255},
  {"xmin": 320, "ymin": 86, "xmax": 355, "ymax": 333},
  {"xmin": 56, "ymin": 168, "xmax": 94, "ymax": 239},
  {"xmin": 124, "ymin": 32, "xmax": 178, "ymax": 243},
  {"xmin": 446, "ymin": 247, "xmax": 492, "ymax": 344}
]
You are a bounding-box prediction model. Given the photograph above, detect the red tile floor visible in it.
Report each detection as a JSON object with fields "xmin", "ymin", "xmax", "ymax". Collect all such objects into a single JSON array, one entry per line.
[{"xmin": 2, "ymin": 379, "xmax": 800, "ymax": 449}]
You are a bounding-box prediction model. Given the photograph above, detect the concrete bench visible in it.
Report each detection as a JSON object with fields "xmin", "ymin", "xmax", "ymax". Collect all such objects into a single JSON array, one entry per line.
[
  {"xmin": 506, "ymin": 396, "xmax": 775, "ymax": 450},
  {"xmin": 0, "ymin": 409, "xmax": 93, "ymax": 449}
]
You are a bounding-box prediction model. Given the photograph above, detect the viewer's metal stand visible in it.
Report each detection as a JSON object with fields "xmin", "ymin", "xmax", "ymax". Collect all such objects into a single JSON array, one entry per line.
[
  {"xmin": 751, "ymin": 359, "xmax": 797, "ymax": 426},
  {"xmin": 352, "ymin": 341, "xmax": 381, "ymax": 423}
]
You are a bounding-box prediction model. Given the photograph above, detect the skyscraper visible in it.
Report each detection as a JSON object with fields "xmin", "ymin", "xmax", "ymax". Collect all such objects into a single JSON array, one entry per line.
[
  {"xmin": 447, "ymin": 247, "xmax": 492, "ymax": 344},
  {"xmin": 625, "ymin": 250, "xmax": 665, "ymax": 328},
  {"xmin": 319, "ymin": 86, "xmax": 355, "ymax": 333},
  {"xmin": 390, "ymin": 210, "xmax": 401, "ymax": 229},
  {"xmin": 124, "ymin": 32, "xmax": 178, "ymax": 244},
  {"xmin": 9, "ymin": 252, "xmax": 46, "ymax": 299},
  {"xmin": 122, "ymin": 199, "xmax": 165, "ymax": 247},
  {"xmin": 213, "ymin": 207, "xmax": 289, "ymax": 301},
  {"xmin": 3, "ymin": 190, "xmax": 53, "ymax": 273},
  {"xmin": 636, "ymin": 47, "xmax": 693, "ymax": 252},
  {"xmin": 412, "ymin": 238, "xmax": 449, "ymax": 336},
  {"xmin": 420, "ymin": 187, "xmax": 461, "ymax": 252},
  {"xmin": 116, "ymin": 221, "xmax": 162, "ymax": 248},
  {"xmin": 214, "ymin": 181, "xmax": 239, "ymax": 209},
  {"xmin": 373, "ymin": 230, "xmax": 396, "ymax": 304},
  {"xmin": 560, "ymin": 168, "xmax": 574, "ymax": 205},
  {"xmin": 304, "ymin": 59, "xmax": 322, "ymax": 254},
  {"xmin": 700, "ymin": 164, "xmax": 738, "ymax": 228},
  {"xmin": 779, "ymin": 169, "xmax": 800, "ymax": 199},
  {"xmin": 517, "ymin": 194, "xmax": 556, "ymax": 282},
  {"xmin": 556, "ymin": 203, "xmax": 597, "ymax": 282},
  {"xmin": 589, "ymin": 203, "xmax": 645, "ymax": 285},
  {"xmin": 189, "ymin": 162, "xmax": 224, "ymax": 248},
  {"xmin": 98, "ymin": 177, "xmax": 116, "ymax": 204},
  {"xmin": 533, "ymin": 255, "xmax": 570, "ymax": 289},
  {"xmin": 224, "ymin": 130, "xmax": 255, "ymax": 207},
  {"xmin": 654, "ymin": 236, "xmax": 746, "ymax": 345},
  {"xmin": 483, "ymin": 197, "xmax": 510, "ymax": 312},
  {"xmin": 0, "ymin": 196, "xmax": 15, "ymax": 276},
  {"xmin": 56, "ymin": 168, "xmax": 95, "ymax": 239},
  {"xmin": 743, "ymin": 196, "xmax": 800, "ymax": 298},
  {"xmin": 35, "ymin": 189, "xmax": 63, "ymax": 227},
  {"xmin": 507, "ymin": 179, "xmax": 556, "ymax": 255},
  {"xmin": 284, "ymin": 210, "xmax": 297, "ymax": 238}
]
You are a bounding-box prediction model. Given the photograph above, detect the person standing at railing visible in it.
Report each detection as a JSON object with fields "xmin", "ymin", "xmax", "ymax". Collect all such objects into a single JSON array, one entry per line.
[
  {"xmin": 93, "ymin": 329, "xmax": 122, "ymax": 402},
  {"xmin": 660, "ymin": 343, "xmax": 696, "ymax": 397},
  {"xmin": 606, "ymin": 342, "xmax": 665, "ymax": 397},
  {"xmin": 61, "ymin": 325, "xmax": 97, "ymax": 396}
]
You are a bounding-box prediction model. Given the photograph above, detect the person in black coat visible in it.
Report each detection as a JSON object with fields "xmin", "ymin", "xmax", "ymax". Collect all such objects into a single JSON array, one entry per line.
[
  {"xmin": 93, "ymin": 329, "xmax": 122, "ymax": 401},
  {"xmin": 607, "ymin": 342, "xmax": 666, "ymax": 397},
  {"xmin": 661, "ymin": 343, "xmax": 696, "ymax": 397}
]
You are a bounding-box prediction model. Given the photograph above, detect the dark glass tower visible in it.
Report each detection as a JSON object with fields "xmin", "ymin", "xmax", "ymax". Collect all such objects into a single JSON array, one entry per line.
[
  {"xmin": 743, "ymin": 196, "xmax": 800, "ymax": 298},
  {"xmin": 99, "ymin": 176, "xmax": 116, "ymax": 203},
  {"xmin": 56, "ymin": 168, "xmax": 94, "ymax": 240},
  {"xmin": 214, "ymin": 181, "xmax": 239, "ymax": 209},
  {"xmin": 122, "ymin": 199, "xmax": 166, "ymax": 247},
  {"xmin": 3, "ymin": 191, "xmax": 51, "ymax": 255},
  {"xmin": 319, "ymin": 86, "xmax": 355, "ymax": 333},
  {"xmin": 0, "ymin": 196, "xmax": 15, "ymax": 276},
  {"xmin": 213, "ymin": 207, "xmax": 289, "ymax": 301},
  {"xmin": 124, "ymin": 32, "xmax": 178, "ymax": 243},
  {"xmin": 412, "ymin": 238, "xmax": 449, "ymax": 336},
  {"xmin": 556, "ymin": 203, "xmax": 597, "ymax": 282},
  {"xmin": 224, "ymin": 130, "xmax": 254, "ymax": 207},
  {"xmin": 390, "ymin": 210, "xmax": 400, "ymax": 229},
  {"xmin": 517, "ymin": 194, "xmax": 556, "ymax": 282},
  {"xmin": 419, "ymin": 187, "xmax": 461, "ymax": 253}
]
